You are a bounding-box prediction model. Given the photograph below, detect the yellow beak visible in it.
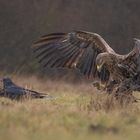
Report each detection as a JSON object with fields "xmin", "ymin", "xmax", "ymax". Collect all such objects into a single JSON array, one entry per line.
[{"xmin": 97, "ymin": 65, "xmax": 102, "ymax": 72}]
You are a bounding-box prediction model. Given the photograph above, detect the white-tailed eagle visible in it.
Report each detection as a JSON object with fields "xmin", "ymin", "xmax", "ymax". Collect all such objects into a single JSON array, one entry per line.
[{"xmin": 32, "ymin": 31, "xmax": 140, "ymax": 97}]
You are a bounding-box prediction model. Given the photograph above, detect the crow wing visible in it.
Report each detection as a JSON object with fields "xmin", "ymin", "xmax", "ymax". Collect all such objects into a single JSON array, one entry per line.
[{"xmin": 32, "ymin": 31, "xmax": 114, "ymax": 81}]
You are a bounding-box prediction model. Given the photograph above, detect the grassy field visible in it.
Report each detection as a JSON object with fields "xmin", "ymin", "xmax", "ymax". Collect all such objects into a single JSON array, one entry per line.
[{"xmin": 0, "ymin": 76, "xmax": 140, "ymax": 140}]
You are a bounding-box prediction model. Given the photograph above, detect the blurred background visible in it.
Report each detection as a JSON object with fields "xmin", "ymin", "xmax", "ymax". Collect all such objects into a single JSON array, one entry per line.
[{"xmin": 0, "ymin": 0, "xmax": 140, "ymax": 80}]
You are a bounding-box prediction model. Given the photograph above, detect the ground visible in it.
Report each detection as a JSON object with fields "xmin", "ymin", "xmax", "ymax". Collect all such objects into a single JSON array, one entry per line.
[{"xmin": 0, "ymin": 76, "xmax": 140, "ymax": 140}]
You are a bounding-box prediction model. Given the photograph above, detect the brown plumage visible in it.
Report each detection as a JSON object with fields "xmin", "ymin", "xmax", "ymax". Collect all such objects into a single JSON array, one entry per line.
[{"xmin": 32, "ymin": 31, "xmax": 140, "ymax": 95}]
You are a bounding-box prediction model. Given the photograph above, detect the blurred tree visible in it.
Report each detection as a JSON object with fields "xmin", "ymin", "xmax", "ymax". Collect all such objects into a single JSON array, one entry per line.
[{"xmin": 0, "ymin": 0, "xmax": 140, "ymax": 78}]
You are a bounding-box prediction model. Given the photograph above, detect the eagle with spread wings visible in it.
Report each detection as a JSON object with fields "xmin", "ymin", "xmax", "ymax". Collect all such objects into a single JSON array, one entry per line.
[{"xmin": 32, "ymin": 30, "xmax": 140, "ymax": 96}]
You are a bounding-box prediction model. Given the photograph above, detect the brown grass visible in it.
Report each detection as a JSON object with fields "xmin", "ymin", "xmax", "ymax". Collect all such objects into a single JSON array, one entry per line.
[{"xmin": 0, "ymin": 75, "xmax": 140, "ymax": 140}]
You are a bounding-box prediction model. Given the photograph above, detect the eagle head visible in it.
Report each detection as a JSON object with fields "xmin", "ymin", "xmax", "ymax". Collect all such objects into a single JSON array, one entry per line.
[{"xmin": 96, "ymin": 52, "xmax": 111, "ymax": 72}]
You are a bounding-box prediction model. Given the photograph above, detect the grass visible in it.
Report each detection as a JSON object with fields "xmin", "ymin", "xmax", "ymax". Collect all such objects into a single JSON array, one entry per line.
[{"xmin": 0, "ymin": 76, "xmax": 140, "ymax": 140}]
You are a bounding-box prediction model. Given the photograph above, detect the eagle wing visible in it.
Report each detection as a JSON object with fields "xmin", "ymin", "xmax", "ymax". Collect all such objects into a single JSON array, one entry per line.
[
  {"xmin": 32, "ymin": 30, "xmax": 114, "ymax": 81},
  {"xmin": 121, "ymin": 38, "xmax": 140, "ymax": 77}
]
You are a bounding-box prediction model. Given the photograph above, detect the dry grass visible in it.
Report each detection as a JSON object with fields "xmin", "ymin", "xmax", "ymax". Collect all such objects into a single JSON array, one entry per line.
[{"xmin": 0, "ymin": 75, "xmax": 140, "ymax": 140}]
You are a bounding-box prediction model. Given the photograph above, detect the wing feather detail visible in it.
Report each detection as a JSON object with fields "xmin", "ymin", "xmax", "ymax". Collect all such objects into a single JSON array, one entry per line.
[
  {"xmin": 120, "ymin": 39, "xmax": 140, "ymax": 77},
  {"xmin": 32, "ymin": 30, "xmax": 113, "ymax": 82}
]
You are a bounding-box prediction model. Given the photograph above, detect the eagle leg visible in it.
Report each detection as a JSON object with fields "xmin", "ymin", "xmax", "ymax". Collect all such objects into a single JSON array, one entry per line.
[
  {"xmin": 106, "ymin": 80, "xmax": 118, "ymax": 94},
  {"xmin": 114, "ymin": 79, "xmax": 138, "ymax": 103}
]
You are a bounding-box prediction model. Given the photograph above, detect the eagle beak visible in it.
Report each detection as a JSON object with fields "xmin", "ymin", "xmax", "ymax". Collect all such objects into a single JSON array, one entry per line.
[{"xmin": 97, "ymin": 65, "xmax": 102, "ymax": 72}]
